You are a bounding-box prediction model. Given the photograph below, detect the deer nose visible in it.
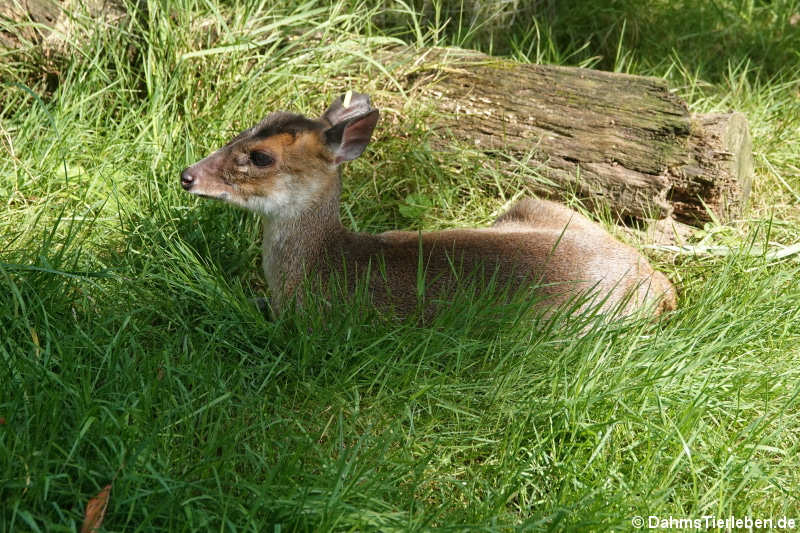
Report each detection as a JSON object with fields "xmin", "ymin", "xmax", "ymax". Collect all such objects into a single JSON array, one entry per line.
[{"xmin": 180, "ymin": 168, "xmax": 195, "ymax": 190}]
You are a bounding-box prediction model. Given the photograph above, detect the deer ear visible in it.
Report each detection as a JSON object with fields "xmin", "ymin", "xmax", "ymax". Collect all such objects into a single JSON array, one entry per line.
[
  {"xmin": 321, "ymin": 91, "xmax": 373, "ymax": 126},
  {"xmin": 324, "ymin": 109, "xmax": 379, "ymax": 165}
]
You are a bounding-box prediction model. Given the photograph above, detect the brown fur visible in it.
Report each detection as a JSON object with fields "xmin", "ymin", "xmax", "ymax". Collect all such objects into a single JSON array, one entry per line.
[{"xmin": 181, "ymin": 97, "xmax": 677, "ymax": 320}]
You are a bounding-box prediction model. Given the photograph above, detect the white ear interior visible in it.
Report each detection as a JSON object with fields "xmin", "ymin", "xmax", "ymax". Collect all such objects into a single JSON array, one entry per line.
[{"xmin": 333, "ymin": 110, "xmax": 380, "ymax": 164}]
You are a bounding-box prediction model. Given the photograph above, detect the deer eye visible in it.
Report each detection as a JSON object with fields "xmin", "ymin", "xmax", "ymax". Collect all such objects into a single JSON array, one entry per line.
[{"xmin": 250, "ymin": 151, "xmax": 274, "ymax": 167}]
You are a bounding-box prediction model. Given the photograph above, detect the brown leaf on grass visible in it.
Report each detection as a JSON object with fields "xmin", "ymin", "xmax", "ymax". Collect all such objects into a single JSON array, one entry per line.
[
  {"xmin": 30, "ymin": 327, "xmax": 40, "ymax": 358},
  {"xmin": 791, "ymin": 13, "xmax": 800, "ymax": 26},
  {"xmin": 81, "ymin": 484, "xmax": 111, "ymax": 533}
]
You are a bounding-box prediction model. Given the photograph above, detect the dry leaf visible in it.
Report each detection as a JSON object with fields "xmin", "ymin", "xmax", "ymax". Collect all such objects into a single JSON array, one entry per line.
[
  {"xmin": 0, "ymin": 417, "xmax": 5, "ymax": 425},
  {"xmin": 30, "ymin": 327, "xmax": 40, "ymax": 358},
  {"xmin": 81, "ymin": 484, "xmax": 111, "ymax": 533},
  {"xmin": 790, "ymin": 13, "xmax": 800, "ymax": 26}
]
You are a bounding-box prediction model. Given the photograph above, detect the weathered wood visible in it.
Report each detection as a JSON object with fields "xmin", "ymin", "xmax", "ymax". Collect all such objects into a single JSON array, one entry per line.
[
  {"xmin": 380, "ymin": 47, "xmax": 753, "ymax": 225},
  {"xmin": 669, "ymin": 113, "xmax": 753, "ymax": 222},
  {"xmin": 0, "ymin": 0, "xmax": 127, "ymax": 50}
]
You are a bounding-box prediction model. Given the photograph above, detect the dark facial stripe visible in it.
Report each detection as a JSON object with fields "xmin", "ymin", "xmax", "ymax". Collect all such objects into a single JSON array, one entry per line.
[{"xmin": 252, "ymin": 112, "xmax": 324, "ymax": 140}]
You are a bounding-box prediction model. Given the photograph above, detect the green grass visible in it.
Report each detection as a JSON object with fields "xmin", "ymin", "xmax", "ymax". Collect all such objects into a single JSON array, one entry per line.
[{"xmin": 2, "ymin": 0, "xmax": 800, "ymax": 530}]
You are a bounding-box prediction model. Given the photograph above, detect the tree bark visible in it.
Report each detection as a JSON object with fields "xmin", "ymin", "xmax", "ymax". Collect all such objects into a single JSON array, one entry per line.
[{"xmin": 380, "ymin": 46, "xmax": 753, "ymax": 225}]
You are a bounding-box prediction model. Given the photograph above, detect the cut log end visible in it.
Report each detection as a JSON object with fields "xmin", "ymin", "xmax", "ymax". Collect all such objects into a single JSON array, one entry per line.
[{"xmin": 669, "ymin": 112, "xmax": 753, "ymax": 224}]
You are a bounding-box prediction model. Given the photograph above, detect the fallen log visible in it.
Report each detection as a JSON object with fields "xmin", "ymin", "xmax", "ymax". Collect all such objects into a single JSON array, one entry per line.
[{"xmin": 379, "ymin": 47, "xmax": 753, "ymax": 225}]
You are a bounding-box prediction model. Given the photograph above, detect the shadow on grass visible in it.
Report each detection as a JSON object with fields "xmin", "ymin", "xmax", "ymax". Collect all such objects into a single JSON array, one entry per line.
[
  {"xmin": 384, "ymin": 0, "xmax": 800, "ymax": 81},
  {"xmin": 540, "ymin": 0, "xmax": 800, "ymax": 79}
]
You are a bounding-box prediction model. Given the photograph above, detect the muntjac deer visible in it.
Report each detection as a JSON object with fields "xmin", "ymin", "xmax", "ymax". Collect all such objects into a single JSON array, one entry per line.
[{"xmin": 180, "ymin": 92, "xmax": 676, "ymax": 319}]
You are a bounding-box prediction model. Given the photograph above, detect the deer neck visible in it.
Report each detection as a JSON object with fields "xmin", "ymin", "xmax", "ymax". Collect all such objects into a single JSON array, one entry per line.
[{"xmin": 260, "ymin": 188, "xmax": 346, "ymax": 302}]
